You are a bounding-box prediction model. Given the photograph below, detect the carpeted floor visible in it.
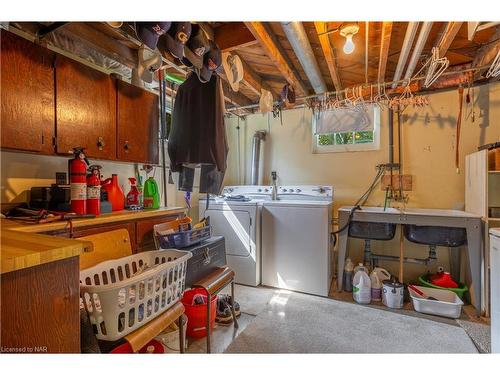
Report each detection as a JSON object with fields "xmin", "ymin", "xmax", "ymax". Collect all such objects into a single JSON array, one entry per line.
[{"xmin": 224, "ymin": 288, "xmax": 478, "ymax": 353}]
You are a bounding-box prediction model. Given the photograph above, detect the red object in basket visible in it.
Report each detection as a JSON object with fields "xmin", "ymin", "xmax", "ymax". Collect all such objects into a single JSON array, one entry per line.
[
  {"xmin": 111, "ymin": 339, "xmax": 165, "ymax": 354},
  {"xmin": 181, "ymin": 288, "xmax": 218, "ymax": 339},
  {"xmin": 430, "ymin": 271, "xmax": 458, "ymax": 288}
]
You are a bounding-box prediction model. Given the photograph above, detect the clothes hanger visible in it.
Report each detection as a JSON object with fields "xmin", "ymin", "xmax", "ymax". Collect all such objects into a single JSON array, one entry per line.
[{"xmin": 424, "ymin": 47, "xmax": 449, "ymax": 88}]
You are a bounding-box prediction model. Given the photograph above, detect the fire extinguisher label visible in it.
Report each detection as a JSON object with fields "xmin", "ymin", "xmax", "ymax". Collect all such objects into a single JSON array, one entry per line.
[
  {"xmin": 71, "ymin": 183, "xmax": 87, "ymax": 200},
  {"xmin": 87, "ymin": 185, "xmax": 101, "ymax": 200}
]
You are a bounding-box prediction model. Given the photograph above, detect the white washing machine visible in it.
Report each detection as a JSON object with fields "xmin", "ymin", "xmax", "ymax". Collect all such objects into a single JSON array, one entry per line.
[
  {"xmin": 199, "ymin": 186, "xmax": 273, "ymax": 286},
  {"xmin": 261, "ymin": 186, "xmax": 333, "ymax": 296}
]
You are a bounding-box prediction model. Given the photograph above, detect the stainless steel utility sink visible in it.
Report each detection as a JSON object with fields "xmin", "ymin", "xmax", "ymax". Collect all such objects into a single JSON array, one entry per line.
[
  {"xmin": 403, "ymin": 225, "xmax": 467, "ymax": 247},
  {"xmin": 348, "ymin": 221, "xmax": 397, "ymax": 241}
]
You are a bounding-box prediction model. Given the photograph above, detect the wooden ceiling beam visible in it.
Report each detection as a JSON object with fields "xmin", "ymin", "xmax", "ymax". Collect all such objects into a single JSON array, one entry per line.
[
  {"xmin": 244, "ymin": 21, "xmax": 308, "ymax": 96},
  {"xmin": 314, "ymin": 22, "xmax": 342, "ymax": 91},
  {"xmin": 472, "ymin": 26, "xmax": 500, "ymax": 68},
  {"xmin": 437, "ymin": 22, "xmax": 463, "ymax": 58},
  {"xmin": 234, "ymin": 52, "xmax": 278, "ymax": 97},
  {"xmin": 215, "ymin": 22, "xmax": 258, "ymax": 52},
  {"xmin": 377, "ymin": 22, "xmax": 393, "ymax": 83}
]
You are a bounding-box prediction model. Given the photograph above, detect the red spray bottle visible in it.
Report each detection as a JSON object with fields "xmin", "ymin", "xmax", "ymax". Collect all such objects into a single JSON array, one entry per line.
[{"xmin": 126, "ymin": 177, "xmax": 140, "ymax": 208}]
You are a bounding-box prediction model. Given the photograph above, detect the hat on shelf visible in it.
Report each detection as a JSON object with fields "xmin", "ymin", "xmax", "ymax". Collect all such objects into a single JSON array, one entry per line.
[
  {"xmin": 137, "ymin": 45, "xmax": 162, "ymax": 83},
  {"xmin": 194, "ymin": 39, "xmax": 222, "ymax": 83},
  {"xmin": 222, "ymin": 52, "xmax": 244, "ymax": 92},
  {"xmin": 135, "ymin": 22, "xmax": 171, "ymax": 50},
  {"xmin": 165, "ymin": 22, "xmax": 192, "ymax": 60},
  {"xmin": 181, "ymin": 24, "xmax": 211, "ymax": 69}
]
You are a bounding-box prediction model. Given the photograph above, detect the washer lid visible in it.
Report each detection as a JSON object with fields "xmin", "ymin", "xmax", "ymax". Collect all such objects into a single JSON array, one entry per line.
[{"xmin": 263, "ymin": 200, "xmax": 333, "ymax": 208}]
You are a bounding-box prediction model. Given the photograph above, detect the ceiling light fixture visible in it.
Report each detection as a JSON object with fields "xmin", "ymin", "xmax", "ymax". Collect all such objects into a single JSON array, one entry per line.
[{"xmin": 340, "ymin": 23, "xmax": 360, "ymax": 55}]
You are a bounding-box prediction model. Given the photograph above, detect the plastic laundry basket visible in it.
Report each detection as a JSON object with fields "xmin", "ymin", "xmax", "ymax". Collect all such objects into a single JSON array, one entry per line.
[{"xmin": 80, "ymin": 249, "xmax": 192, "ymax": 341}]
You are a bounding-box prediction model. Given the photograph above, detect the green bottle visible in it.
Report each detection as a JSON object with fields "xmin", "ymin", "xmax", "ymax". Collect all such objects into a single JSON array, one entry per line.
[{"xmin": 143, "ymin": 177, "xmax": 160, "ymax": 209}]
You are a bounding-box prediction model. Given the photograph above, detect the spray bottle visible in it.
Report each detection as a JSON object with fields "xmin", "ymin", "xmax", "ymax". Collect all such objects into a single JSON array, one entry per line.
[{"xmin": 126, "ymin": 177, "xmax": 140, "ymax": 207}]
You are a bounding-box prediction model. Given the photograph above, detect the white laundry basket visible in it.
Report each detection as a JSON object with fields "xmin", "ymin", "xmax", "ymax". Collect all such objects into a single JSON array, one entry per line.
[{"xmin": 80, "ymin": 249, "xmax": 192, "ymax": 341}]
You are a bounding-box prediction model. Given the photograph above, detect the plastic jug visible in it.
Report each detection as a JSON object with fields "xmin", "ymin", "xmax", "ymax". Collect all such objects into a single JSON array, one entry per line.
[
  {"xmin": 143, "ymin": 177, "xmax": 160, "ymax": 209},
  {"xmin": 353, "ymin": 264, "xmax": 371, "ymax": 304},
  {"xmin": 101, "ymin": 174, "xmax": 124, "ymax": 211},
  {"xmin": 370, "ymin": 271, "xmax": 383, "ymax": 301},
  {"xmin": 343, "ymin": 258, "xmax": 354, "ymax": 292},
  {"xmin": 372, "ymin": 267, "xmax": 391, "ymax": 283}
]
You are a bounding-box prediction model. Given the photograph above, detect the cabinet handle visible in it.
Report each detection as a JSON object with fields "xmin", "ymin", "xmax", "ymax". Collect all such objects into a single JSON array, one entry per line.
[
  {"xmin": 97, "ymin": 137, "xmax": 105, "ymax": 150},
  {"xmin": 124, "ymin": 141, "xmax": 130, "ymax": 152}
]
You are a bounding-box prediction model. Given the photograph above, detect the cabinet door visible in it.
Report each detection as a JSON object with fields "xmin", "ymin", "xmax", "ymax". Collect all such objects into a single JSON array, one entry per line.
[
  {"xmin": 55, "ymin": 55, "xmax": 116, "ymax": 159},
  {"xmin": 117, "ymin": 80, "xmax": 159, "ymax": 164},
  {"xmin": 1, "ymin": 30, "xmax": 55, "ymax": 153}
]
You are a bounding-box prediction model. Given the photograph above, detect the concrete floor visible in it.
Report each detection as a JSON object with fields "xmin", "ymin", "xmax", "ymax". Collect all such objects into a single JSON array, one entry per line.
[{"xmin": 183, "ymin": 283, "xmax": 490, "ymax": 353}]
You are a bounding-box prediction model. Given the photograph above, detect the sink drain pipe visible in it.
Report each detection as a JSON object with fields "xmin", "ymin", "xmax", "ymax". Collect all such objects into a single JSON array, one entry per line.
[{"xmin": 364, "ymin": 242, "xmax": 438, "ymax": 267}]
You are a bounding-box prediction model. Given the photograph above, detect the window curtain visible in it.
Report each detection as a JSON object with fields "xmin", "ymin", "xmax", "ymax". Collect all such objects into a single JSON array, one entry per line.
[{"xmin": 314, "ymin": 105, "xmax": 375, "ymax": 134}]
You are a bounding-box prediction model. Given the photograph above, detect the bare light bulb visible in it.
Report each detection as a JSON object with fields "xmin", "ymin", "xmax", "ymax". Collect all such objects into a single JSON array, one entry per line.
[{"xmin": 343, "ymin": 34, "xmax": 355, "ymax": 54}]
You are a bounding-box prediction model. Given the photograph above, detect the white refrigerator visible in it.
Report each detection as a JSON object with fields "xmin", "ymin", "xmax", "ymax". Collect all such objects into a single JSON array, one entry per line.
[{"xmin": 490, "ymin": 228, "xmax": 500, "ymax": 353}]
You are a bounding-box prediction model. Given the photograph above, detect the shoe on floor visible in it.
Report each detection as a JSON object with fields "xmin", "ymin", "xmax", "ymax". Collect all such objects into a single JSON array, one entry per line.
[
  {"xmin": 218, "ymin": 294, "xmax": 241, "ymax": 317},
  {"xmin": 216, "ymin": 299, "xmax": 234, "ymax": 326}
]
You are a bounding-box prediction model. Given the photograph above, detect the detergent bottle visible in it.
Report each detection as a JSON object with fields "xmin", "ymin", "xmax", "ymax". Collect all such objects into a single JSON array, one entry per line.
[
  {"xmin": 370, "ymin": 270, "xmax": 383, "ymax": 301},
  {"xmin": 143, "ymin": 177, "xmax": 160, "ymax": 209},
  {"xmin": 126, "ymin": 177, "xmax": 140, "ymax": 207},
  {"xmin": 101, "ymin": 174, "xmax": 124, "ymax": 211},
  {"xmin": 352, "ymin": 264, "xmax": 371, "ymax": 304},
  {"xmin": 343, "ymin": 258, "xmax": 354, "ymax": 292}
]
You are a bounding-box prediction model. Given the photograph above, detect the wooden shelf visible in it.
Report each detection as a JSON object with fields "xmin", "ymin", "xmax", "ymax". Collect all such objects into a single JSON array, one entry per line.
[
  {"xmin": 488, "ymin": 217, "xmax": 500, "ymax": 222},
  {"xmin": 488, "ymin": 170, "xmax": 500, "ymax": 174}
]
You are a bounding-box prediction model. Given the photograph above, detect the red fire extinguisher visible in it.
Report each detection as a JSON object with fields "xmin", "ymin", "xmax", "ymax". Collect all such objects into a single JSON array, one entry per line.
[
  {"xmin": 69, "ymin": 147, "xmax": 89, "ymax": 215},
  {"xmin": 86, "ymin": 165, "xmax": 102, "ymax": 216}
]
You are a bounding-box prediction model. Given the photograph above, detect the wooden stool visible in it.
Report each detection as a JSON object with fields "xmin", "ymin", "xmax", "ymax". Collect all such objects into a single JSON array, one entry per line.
[{"xmin": 192, "ymin": 266, "xmax": 238, "ymax": 353}]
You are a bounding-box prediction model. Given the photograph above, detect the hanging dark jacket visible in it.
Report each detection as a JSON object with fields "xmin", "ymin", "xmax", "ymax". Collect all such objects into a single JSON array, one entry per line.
[{"xmin": 168, "ymin": 73, "xmax": 228, "ymax": 194}]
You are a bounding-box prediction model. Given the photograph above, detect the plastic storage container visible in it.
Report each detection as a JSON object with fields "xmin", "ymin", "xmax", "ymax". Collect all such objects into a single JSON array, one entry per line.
[
  {"xmin": 418, "ymin": 273, "xmax": 468, "ymax": 299},
  {"xmin": 157, "ymin": 226, "xmax": 212, "ymax": 248},
  {"xmin": 181, "ymin": 288, "xmax": 218, "ymax": 339},
  {"xmin": 409, "ymin": 285, "xmax": 464, "ymax": 318},
  {"xmin": 80, "ymin": 249, "xmax": 192, "ymax": 341}
]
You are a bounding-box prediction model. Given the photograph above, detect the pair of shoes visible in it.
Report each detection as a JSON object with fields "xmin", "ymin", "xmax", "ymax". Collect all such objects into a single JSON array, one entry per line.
[
  {"xmin": 218, "ymin": 294, "xmax": 241, "ymax": 317},
  {"xmin": 215, "ymin": 298, "xmax": 234, "ymax": 326}
]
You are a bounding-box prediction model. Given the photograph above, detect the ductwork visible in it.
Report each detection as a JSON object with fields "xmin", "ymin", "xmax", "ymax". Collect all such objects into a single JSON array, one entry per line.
[
  {"xmin": 403, "ymin": 22, "xmax": 434, "ymax": 81},
  {"xmin": 281, "ymin": 22, "xmax": 327, "ymax": 94},
  {"xmin": 250, "ymin": 130, "xmax": 267, "ymax": 185},
  {"xmin": 391, "ymin": 22, "xmax": 419, "ymax": 88}
]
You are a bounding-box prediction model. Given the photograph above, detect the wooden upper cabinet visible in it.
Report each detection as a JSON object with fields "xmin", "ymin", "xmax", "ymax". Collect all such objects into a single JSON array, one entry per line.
[
  {"xmin": 1, "ymin": 30, "xmax": 55, "ymax": 153},
  {"xmin": 55, "ymin": 55, "xmax": 116, "ymax": 159},
  {"xmin": 117, "ymin": 80, "xmax": 159, "ymax": 164}
]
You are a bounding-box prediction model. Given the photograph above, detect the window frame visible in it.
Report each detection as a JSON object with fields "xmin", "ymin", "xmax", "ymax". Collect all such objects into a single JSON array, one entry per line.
[{"xmin": 311, "ymin": 105, "xmax": 381, "ymax": 153}]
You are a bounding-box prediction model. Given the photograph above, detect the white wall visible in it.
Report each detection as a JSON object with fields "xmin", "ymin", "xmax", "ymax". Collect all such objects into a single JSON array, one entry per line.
[{"xmin": 223, "ymin": 82, "xmax": 500, "ymax": 282}]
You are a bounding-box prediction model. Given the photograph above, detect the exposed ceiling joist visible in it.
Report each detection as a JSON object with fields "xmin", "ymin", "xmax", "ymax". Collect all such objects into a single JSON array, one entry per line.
[
  {"xmin": 468, "ymin": 21, "xmax": 500, "ymax": 41},
  {"xmin": 235, "ymin": 52, "xmax": 277, "ymax": 97},
  {"xmin": 392, "ymin": 21, "xmax": 419, "ymax": 87},
  {"xmin": 473, "ymin": 27, "xmax": 500, "ymax": 68},
  {"xmin": 314, "ymin": 21, "xmax": 342, "ymax": 91},
  {"xmin": 244, "ymin": 21, "xmax": 308, "ymax": 96},
  {"xmin": 403, "ymin": 22, "xmax": 433, "ymax": 81},
  {"xmin": 377, "ymin": 21, "xmax": 393, "ymax": 83},
  {"xmin": 437, "ymin": 22, "xmax": 463, "ymax": 57},
  {"xmin": 215, "ymin": 22, "xmax": 258, "ymax": 52}
]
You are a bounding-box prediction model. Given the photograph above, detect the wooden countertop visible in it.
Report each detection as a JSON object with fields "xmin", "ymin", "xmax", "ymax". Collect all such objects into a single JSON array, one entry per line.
[
  {"xmin": 0, "ymin": 206, "xmax": 186, "ymax": 274},
  {"xmin": 0, "ymin": 229, "xmax": 92, "ymax": 274},
  {"xmin": 1, "ymin": 206, "xmax": 186, "ymax": 233}
]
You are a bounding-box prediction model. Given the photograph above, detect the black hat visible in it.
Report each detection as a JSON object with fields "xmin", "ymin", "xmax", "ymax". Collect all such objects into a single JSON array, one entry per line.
[
  {"xmin": 165, "ymin": 22, "xmax": 192, "ymax": 59},
  {"xmin": 194, "ymin": 40, "xmax": 222, "ymax": 83},
  {"xmin": 136, "ymin": 22, "xmax": 171, "ymax": 50},
  {"xmin": 182, "ymin": 24, "xmax": 211, "ymax": 69}
]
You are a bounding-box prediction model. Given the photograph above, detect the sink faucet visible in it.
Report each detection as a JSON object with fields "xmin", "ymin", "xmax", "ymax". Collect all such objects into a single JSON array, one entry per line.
[{"xmin": 271, "ymin": 171, "xmax": 278, "ymax": 200}]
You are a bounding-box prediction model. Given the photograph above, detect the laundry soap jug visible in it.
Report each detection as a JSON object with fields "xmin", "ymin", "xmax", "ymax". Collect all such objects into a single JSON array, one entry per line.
[
  {"xmin": 101, "ymin": 174, "xmax": 124, "ymax": 211},
  {"xmin": 352, "ymin": 264, "xmax": 371, "ymax": 304},
  {"xmin": 143, "ymin": 177, "xmax": 160, "ymax": 209},
  {"xmin": 343, "ymin": 258, "xmax": 354, "ymax": 292},
  {"xmin": 370, "ymin": 271, "xmax": 383, "ymax": 301}
]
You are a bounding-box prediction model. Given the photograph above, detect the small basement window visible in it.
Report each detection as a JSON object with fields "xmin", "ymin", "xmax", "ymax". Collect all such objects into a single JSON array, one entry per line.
[{"xmin": 312, "ymin": 105, "xmax": 380, "ymax": 153}]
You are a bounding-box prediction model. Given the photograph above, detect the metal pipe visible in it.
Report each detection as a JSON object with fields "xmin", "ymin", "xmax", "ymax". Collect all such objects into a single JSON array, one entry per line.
[
  {"xmin": 250, "ymin": 130, "xmax": 267, "ymax": 185},
  {"xmin": 391, "ymin": 22, "xmax": 419, "ymax": 88},
  {"xmin": 281, "ymin": 22, "xmax": 327, "ymax": 94},
  {"xmin": 371, "ymin": 253, "xmax": 437, "ymax": 266},
  {"xmin": 388, "ymin": 108, "xmax": 394, "ymax": 164},
  {"xmin": 403, "ymin": 22, "xmax": 434, "ymax": 81}
]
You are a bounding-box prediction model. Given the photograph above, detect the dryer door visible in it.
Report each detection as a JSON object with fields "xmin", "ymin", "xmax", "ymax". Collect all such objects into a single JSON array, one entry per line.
[{"xmin": 204, "ymin": 205, "xmax": 256, "ymax": 259}]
